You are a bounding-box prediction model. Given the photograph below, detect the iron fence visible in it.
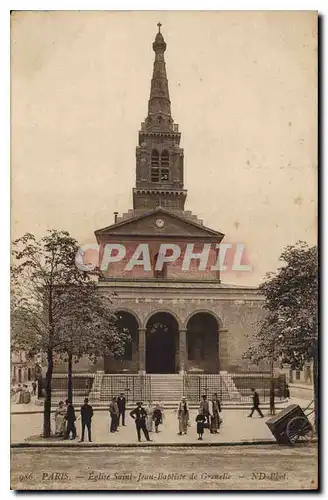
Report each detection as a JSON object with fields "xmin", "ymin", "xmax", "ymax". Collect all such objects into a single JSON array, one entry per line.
[
  {"xmin": 99, "ymin": 374, "xmax": 152, "ymax": 404},
  {"xmin": 40, "ymin": 374, "xmax": 94, "ymax": 403},
  {"xmin": 183, "ymin": 373, "xmax": 286, "ymax": 403},
  {"xmin": 39, "ymin": 372, "xmax": 286, "ymax": 404}
]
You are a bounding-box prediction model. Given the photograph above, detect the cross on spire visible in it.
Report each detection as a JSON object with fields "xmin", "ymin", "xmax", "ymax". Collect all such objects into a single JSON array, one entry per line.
[{"xmin": 157, "ymin": 22, "xmax": 162, "ymax": 33}]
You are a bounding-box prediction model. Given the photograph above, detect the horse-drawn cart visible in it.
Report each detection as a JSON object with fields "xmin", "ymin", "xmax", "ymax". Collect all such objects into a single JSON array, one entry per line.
[{"xmin": 266, "ymin": 402, "xmax": 314, "ymax": 445}]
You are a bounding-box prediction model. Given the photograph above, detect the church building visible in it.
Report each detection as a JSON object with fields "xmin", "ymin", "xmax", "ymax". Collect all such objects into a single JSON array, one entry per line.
[
  {"xmin": 93, "ymin": 25, "xmax": 264, "ymax": 377},
  {"xmin": 53, "ymin": 25, "xmax": 267, "ymax": 401}
]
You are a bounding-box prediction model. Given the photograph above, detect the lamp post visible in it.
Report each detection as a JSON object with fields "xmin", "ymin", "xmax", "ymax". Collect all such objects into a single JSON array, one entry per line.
[
  {"xmin": 269, "ymin": 331, "xmax": 283, "ymax": 416},
  {"xmin": 269, "ymin": 339, "xmax": 275, "ymax": 415}
]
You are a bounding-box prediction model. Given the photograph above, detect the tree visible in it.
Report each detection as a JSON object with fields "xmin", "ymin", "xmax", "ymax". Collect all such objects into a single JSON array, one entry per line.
[
  {"xmin": 11, "ymin": 230, "xmax": 129, "ymax": 437},
  {"xmin": 53, "ymin": 284, "xmax": 130, "ymax": 402},
  {"xmin": 244, "ymin": 242, "xmax": 318, "ymax": 426}
]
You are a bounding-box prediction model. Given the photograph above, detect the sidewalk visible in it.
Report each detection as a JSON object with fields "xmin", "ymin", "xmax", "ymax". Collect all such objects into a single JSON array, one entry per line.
[{"xmin": 10, "ymin": 402, "xmax": 311, "ymax": 448}]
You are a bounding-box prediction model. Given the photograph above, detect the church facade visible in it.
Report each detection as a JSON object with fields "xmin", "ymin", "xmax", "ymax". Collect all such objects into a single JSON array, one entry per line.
[
  {"xmin": 54, "ymin": 26, "xmax": 266, "ymax": 379},
  {"xmin": 91, "ymin": 26, "xmax": 265, "ymax": 377}
]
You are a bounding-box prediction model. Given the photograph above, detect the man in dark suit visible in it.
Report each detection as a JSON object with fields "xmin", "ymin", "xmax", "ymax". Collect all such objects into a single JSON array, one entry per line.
[
  {"xmin": 248, "ymin": 388, "xmax": 264, "ymax": 418},
  {"xmin": 130, "ymin": 402, "xmax": 152, "ymax": 442},
  {"xmin": 64, "ymin": 400, "xmax": 77, "ymax": 440},
  {"xmin": 199, "ymin": 394, "xmax": 210, "ymax": 424},
  {"xmin": 109, "ymin": 397, "xmax": 119, "ymax": 433},
  {"xmin": 117, "ymin": 392, "xmax": 126, "ymax": 426},
  {"xmin": 79, "ymin": 397, "xmax": 93, "ymax": 442}
]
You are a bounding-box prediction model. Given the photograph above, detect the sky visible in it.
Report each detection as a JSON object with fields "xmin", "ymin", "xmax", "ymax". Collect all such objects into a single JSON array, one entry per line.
[{"xmin": 11, "ymin": 10, "xmax": 317, "ymax": 285}]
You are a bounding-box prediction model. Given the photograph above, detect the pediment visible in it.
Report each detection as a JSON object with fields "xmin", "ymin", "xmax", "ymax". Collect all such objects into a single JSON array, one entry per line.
[{"xmin": 95, "ymin": 208, "xmax": 224, "ymax": 241}]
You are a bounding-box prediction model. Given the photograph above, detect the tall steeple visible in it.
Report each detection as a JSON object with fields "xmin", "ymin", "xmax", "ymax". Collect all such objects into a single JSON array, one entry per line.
[
  {"xmin": 133, "ymin": 24, "xmax": 187, "ymax": 212},
  {"xmin": 146, "ymin": 22, "xmax": 172, "ymax": 132}
]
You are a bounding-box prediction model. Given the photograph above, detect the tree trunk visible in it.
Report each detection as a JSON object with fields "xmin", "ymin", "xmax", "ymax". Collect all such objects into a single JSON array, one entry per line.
[
  {"xmin": 67, "ymin": 352, "xmax": 73, "ymax": 403},
  {"xmin": 43, "ymin": 349, "xmax": 53, "ymax": 438}
]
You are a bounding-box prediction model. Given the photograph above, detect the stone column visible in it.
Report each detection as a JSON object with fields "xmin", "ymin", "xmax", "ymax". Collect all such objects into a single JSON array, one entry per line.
[
  {"xmin": 179, "ymin": 329, "xmax": 187, "ymax": 374},
  {"xmin": 138, "ymin": 328, "xmax": 146, "ymax": 375},
  {"xmin": 219, "ymin": 328, "xmax": 229, "ymax": 372}
]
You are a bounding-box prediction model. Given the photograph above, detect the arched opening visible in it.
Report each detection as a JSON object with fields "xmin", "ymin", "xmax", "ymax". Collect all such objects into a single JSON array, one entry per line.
[
  {"xmin": 104, "ymin": 311, "xmax": 139, "ymax": 373},
  {"xmin": 146, "ymin": 312, "xmax": 178, "ymax": 373},
  {"xmin": 151, "ymin": 150, "xmax": 160, "ymax": 182},
  {"xmin": 18, "ymin": 368, "xmax": 22, "ymax": 383},
  {"xmin": 160, "ymin": 150, "xmax": 169, "ymax": 181},
  {"xmin": 187, "ymin": 313, "xmax": 219, "ymax": 373}
]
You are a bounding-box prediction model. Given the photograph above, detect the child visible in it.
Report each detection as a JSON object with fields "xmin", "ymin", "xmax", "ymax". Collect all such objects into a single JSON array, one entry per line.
[
  {"xmin": 153, "ymin": 403, "xmax": 163, "ymax": 433},
  {"xmin": 196, "ymin": 411, "xmax": 206, "ymax": 440}
]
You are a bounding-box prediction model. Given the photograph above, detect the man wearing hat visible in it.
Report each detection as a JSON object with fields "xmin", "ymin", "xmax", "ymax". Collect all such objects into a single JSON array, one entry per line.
[
  {"xmin": 199, "ymin": 394, "xmax": 210, "ymax": 424},
  {"xmin": 177, "ymin": 396, "xmax": 189, "ymax": 435},
  {"xmin": 130, "ymin": 401, "xmax": 152, "ymax": 442}
]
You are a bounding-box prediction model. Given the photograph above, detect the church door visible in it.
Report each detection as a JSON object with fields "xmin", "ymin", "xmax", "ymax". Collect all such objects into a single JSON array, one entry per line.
[{"xmin": 146, "ymin": 312, "xmax": 178, "ymax": 374}]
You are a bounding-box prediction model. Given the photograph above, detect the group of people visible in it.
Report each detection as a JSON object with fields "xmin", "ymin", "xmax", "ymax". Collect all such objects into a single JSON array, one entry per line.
[
  {"xmin": 52, "ymin": 387, "xmax": 266, "ymax": 443},
  {"xmin": 11, "ymin": 382, "xmax": 37, "ymax": 404},
  {"xmin": 108, "ymin": 393, "xmax": 164, "ymax": 440},
  {"xmin": 54, "ymin": 398, "xmax": 94, "ymax": 442},
  {"xmin": 177, "ymin": 393, "xmax": 222, "ymax": 441}
]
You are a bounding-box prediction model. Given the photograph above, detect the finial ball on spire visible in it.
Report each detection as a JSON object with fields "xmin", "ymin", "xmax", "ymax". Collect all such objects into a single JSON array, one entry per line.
[{"xmin": 157, "ymin": 22, "xmax": 162, "ymax": 33}]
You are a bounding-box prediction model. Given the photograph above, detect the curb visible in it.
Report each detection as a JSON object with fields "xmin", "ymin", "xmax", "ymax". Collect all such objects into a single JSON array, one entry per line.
[
  {"xmin": 11, "ymin": 439, "xmax": 279, "ymax": 449},
  {"xmin": 11, "ymin": 406, "xmax": 292, "ymax": 416}
]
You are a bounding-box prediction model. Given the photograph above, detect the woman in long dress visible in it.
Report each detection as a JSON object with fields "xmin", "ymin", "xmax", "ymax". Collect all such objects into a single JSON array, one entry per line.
[
  {"xmin": 146, "ymin": 401, "xmax": 154, "ymax": 433},
  {"xmin": 54, "ymin": 401, "xmax": 67, "ymax": 436},
  {"xmin": 209, "ymin": 396, "xmax": 219, "ymax": 434},
  {"xmin": 177, "ymin": 396, "xmax": 189, "ymax": 435}
]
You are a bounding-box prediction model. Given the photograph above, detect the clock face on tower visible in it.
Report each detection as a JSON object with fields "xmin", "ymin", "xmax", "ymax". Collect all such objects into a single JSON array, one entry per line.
[{"xmin": 155, "ymin": 218, "xmax": 165, "ymax": 228}]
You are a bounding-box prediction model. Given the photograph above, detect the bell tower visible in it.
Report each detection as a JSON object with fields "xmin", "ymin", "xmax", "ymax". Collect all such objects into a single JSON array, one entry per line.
[{"xmin": 133, "ymin": 23, "xmax": 187, "ymax": 212}]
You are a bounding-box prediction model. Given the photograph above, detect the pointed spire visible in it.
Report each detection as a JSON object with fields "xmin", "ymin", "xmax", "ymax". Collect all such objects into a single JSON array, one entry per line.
[{"xmin": 144, "ymin": 24, "xmax": 174, "ymax": 133}]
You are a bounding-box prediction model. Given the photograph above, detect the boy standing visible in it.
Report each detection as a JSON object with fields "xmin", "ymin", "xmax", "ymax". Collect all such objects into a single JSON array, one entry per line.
[{"xmin": 196, "ymin": 411, "xmax": 206, "ymax": 440}]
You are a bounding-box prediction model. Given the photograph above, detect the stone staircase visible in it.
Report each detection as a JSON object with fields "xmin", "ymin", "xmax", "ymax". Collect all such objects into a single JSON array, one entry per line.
[
  {"xmin": 149, "ymin": 374, "xmax": 184, "ymax": 402},
  {"xmin": 219, "ymin": 372, "xmax": 242, "ymax": 401}
]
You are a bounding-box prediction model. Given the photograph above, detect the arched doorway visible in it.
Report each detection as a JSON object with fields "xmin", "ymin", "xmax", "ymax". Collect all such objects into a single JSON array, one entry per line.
[
  {"xmin": 146, "ymin": 312, "xmax": 178, "ymax": 373},
  {"xmin": 187, "ymin": 312, "xmax": 219, "ymax": 373},
  {"xmin": 104, "ymin": 310, "xmax": 139, "ymax": 373}
]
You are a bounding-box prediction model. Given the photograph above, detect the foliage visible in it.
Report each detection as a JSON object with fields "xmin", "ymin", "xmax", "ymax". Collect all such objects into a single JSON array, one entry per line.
[
  {"xmin": 11, "ymin": 230, "xmax": 129, "ymax": 436},
  {"xmin": 244, "ymin": 241, "xmax": 318, "ymax": 370}
]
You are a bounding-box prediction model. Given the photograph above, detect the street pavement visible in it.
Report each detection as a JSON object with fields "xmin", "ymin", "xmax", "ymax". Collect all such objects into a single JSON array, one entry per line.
[{"xmin": 11, "ymin": 444, "xmax": 318, "ymax": 490}]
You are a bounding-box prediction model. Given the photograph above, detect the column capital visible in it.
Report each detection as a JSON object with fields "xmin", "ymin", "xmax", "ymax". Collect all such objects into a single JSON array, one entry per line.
[
  {"xmin": 179, "ymin": 328, "xmax": 187, "ymax": 333},
  {"xmin": 138, "ymin": 328, "xmax": 147, "ymax": 332}
]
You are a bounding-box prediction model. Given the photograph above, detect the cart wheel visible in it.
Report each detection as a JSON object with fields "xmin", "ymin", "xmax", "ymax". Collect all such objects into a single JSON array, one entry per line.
[{"xmin": 286, "ymin": 416, "xmax": 313, "ymax": 445}]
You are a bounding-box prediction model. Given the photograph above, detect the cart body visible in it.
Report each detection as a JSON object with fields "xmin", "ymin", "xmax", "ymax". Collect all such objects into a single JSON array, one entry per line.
[{"xmin": 266, "ymin": 404, "xmax": 313, "ymax": 444}]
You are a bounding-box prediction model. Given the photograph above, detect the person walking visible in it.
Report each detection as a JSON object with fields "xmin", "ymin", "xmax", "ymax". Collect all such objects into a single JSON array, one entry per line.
[
  {"xmin": 109, "ymin": 397, "xmax": 119, "ymax": 433},
  {"xmin": 196, "ymin": 410, "xmax": 206, "ymax": 440},
  {"xmin": 153, "ymin": 403, "xmax": 163, "ymax": 433},
  {"xmin": 284, "ymin": 383, "xmax": 290, "ymax": 400},
  {"xmin": 79, "ymin": 397, "xmax": 93, "ymax": 442},
  {"xmin": 31, "ymin": 381, "xmax": 37, "ymax": 396},
  {"xmin": 248, "ymin": 388, "xmax": 264, "ymax": 418},
  {"xmin": 177, "ymin": 396, "xmax": 189, "ymax": 435},
  {"xmin": 130, "ymin": 401, "xmax": 152, "ymax": 442},
  {"xmin": 117, "ymin": 392, "xmax": 126, "ymax": 426},
  {"xmin": 64, "ymin": 400, "xmax": 77, "ymax": 440},
  {"xmin": 199, "ymin": 394, "xmax": 210, "ymax": 424}
]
